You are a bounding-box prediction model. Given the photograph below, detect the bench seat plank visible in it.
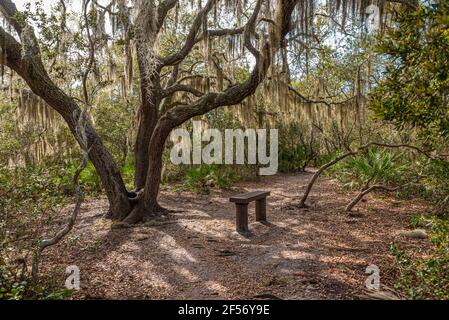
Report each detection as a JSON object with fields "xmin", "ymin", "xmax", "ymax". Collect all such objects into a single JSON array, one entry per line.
[{"xmin": 230, "ymin": 191, "xmax": 270, "ymax": 204}]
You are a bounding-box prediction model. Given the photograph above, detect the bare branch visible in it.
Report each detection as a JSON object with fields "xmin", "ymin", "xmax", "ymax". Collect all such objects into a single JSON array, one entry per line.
[
  {"xmin": 297, "ymin": 142, "xmax": 448, "ymax": 208},
  {"xmin": 298, "ymin": 150, "xmax": 357, "ymax": 208},
  {"xmin": 162, "ymin": 0, "xmax": 215, "ymax": 66},
  {"xmin": 31, "ymin": 109, "xmax": 90, "ymax": 279},
  {"xmin": 30, "ymin": 0, "xmax": 96, "ymax": 275},
  {"xmin": 243, "ymin": 0, "xmax": 263, "ymax": 58},
  {"xmin": 288, "ymin": 85, "xmax": 358, "ymax": 107},
  {"xmin": 195, "ymin": 26, "xmax": 246, "ymax": 44},
  {"xmin": 345, "ymin": 184, "xmax": 402, "ymax": 212}
]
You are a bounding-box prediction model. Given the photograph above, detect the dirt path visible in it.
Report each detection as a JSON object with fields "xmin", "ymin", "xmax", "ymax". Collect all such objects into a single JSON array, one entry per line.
[{"xmin": 42, "ymin": 172, "xmax": 430, "ymax": 299}]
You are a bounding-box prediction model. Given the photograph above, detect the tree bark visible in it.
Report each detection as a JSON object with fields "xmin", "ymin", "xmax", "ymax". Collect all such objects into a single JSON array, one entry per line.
[
  {"xmin": 0, "ymin": 26, "xmax": 132, "ymax": 220},
  {"xmin": 134, "ymin": 71, "xmax": 160, "ymax": 190},
  {"xmin": 2, "ymin": 0, "xmax": 300, "ymax": 224},
  {"xmin": 28, "ymin": 72, "xmax": 132, "ymax": 220}
]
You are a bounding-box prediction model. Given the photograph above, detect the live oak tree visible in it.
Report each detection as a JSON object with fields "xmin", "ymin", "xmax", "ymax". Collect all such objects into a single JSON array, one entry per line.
[{"xmin": 0, "ymin": 0, "xmax": 409, "ymax": 224}]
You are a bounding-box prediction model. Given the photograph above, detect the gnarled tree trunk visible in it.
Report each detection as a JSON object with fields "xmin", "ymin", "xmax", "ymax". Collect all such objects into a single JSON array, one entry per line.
[
  {"xmin": 1, "ymin": 0, "xmax": 299, "ymax": 224},
  {"xmin": 133, "ymin": 73, "xmax": 161, "ymax": 190},
  {"xmin": 0, "ymin": 22, "xmax": 132, "ymax": 219}
]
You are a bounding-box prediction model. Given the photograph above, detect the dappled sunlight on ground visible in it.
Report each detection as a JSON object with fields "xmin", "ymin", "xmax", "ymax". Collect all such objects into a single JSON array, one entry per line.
[{"xmin": 41, "ymin": 172, "xmax": 431, "ymax": 299}]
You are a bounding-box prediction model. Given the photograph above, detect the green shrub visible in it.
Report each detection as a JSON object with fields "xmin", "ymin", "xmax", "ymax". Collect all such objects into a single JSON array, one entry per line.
[
  {"xmin": 183, "ymin": 165, "xmax": 239, "ymax": 192},
  {"xmin": 277, "ymin": 122, "xmax": 319, "ymax": 172},
  {"xmin": 161, "ymin": 112, "xmax": 259, "ymax": 185},
  {"xmin": 421, "ymin": 160, "xmax": 449, "ymax": 206},
  {"xmin": 0, "ymin": 165, "xmax": 74, "ymax": 300},
  {"xmin": 62, "ymin": 161, "xmax": 101, "ymax": 194},
  {"xmin": 316, "ymin": 150, "xmax": 340, "ymax": 167},
  {"xmin": 0, "ymin": 265, "xmax": 72, "ymax": 300},
  {"xmin": 120, "ymin": 156, "xmax": 136, "ymax": 190},
  {"xmin": 331, "ymin": 147, "xmax": 406, "ymax": 189},
  {"xmin": 409, "ymin": 213, "xmax": 427, "ymax": 229},
  {"xmin": 279, "ymin": 145, "xmax": 308, "ymax": 172}
]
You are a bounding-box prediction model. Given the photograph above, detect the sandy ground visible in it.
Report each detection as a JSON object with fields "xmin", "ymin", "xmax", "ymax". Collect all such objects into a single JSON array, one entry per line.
[{"xmin": 41, "ymin": 172, "xmax": 431, "ymax": 299}]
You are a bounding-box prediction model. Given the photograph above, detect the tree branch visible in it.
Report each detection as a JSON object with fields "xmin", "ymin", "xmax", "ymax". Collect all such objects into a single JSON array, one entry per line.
[
  {"xmin": 161, "ymin": 0, "xmax": 215, "ymax": 66},
  {"xmin": 288, "ymin": 84, "xmax": 358, "ymax": 107},
  {"xmin": 0, "ymin": 0, "xmax": 23, "ymax": 35},
  {"xmin": 162, "ymin": 83, "xmax": 204, "ymax": 98},
  {"xmin": 297, "ymin": 142, "xmax": 447, "ymax": 208},
  {"xmin": 157, "ymin": 0, "xmax": 178, "ymax": 31},
  {"xmin": 345, "ymin": 184, "xmax": 402, "ymax": 212},
  {"xmin": 0, "ymin": 25, "xmax": 23, "ymax": 70},
  {"xmin": 31, "ymin": 108, "xmax": 90, "ymax": 279}
]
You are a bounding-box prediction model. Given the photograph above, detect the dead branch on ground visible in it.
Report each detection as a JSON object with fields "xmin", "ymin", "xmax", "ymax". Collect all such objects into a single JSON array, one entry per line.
[{"xmin": 296, "ymin": 142, "xmax": 447, "ymax": 208}]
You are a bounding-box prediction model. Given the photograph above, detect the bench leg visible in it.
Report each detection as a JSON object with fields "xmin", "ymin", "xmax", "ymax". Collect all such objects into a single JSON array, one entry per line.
[
  {"xmin": 255, "ymin": 197, "xmax": 267, "ymax": 223},
  {"xmin": 236, "ymin": 203, "xmax": 249, "ymax": 233}
]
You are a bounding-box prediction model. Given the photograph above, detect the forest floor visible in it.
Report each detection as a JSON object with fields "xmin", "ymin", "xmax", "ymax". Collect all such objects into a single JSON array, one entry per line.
[{"xmin": 41, "ymin": 172, "xmax": 431, "ymax": 299}]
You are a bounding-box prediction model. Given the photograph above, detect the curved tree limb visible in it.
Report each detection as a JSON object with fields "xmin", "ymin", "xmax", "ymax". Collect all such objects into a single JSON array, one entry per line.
[
  {"xmin": 297, "ymin": 142, "xmax": 448, "ymax": 208},
  {"xmin": 345, "ymin": 184, "xmax": 402, "ymax": 212},
  {"xmin": 298, "ymin": 150, "xmax": 357, "ymax": 207},
  {"xmin": 161, "ymin": 0, "xmax": 215, "ymax": 66},
  {"xmin": 31, "ymin": 109, "xmax": 90, "ymax": 279},
  {"xmin": 0, "ymin": 0, "xmax": 132, "ymax": 218},
  {"xmin": 162, "ymin": 83, "xmax": 204, "ymax": 98}
]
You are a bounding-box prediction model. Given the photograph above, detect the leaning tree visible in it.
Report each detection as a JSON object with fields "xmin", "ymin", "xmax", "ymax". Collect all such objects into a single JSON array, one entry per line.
[{"xmin": 0, "ymin": 0, "xmax": 414, "ymax": 223}]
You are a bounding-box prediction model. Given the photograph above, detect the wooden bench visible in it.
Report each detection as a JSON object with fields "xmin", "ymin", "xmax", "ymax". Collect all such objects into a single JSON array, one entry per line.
[{"xmin": 230, "ymin": 191, "xmax": 270, "ymax": 233}]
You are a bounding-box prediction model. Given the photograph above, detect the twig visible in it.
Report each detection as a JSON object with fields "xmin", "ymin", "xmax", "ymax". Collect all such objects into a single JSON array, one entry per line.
[
  {"xmin": 31, "ymin": 111, "xmax": 89, "ymax": 279},
  {"xmin": 31, "ymin": 1, "xmax": 94, "ymax": 278}
]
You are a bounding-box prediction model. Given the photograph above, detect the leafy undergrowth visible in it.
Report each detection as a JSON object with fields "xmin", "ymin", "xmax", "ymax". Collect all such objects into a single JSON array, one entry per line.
[
  {"xmin": 0, "ymin": 166, "xmax": 73, "ymax": 300},
  {"xmin": 390, "ymin": 215, "xmax": 449, "ymax": 300}
]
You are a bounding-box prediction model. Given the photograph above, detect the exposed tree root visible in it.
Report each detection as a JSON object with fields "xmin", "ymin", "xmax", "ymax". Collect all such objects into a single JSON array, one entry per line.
[{"xmin": 121, "ymin": 198, "xmax": 170, "ymax": 224}]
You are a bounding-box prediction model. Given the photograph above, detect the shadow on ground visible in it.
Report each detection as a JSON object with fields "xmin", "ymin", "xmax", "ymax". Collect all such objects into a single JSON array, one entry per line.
[{"xmin": 41, "ymin": 172, "xmax": 431, "ymax": 299}]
